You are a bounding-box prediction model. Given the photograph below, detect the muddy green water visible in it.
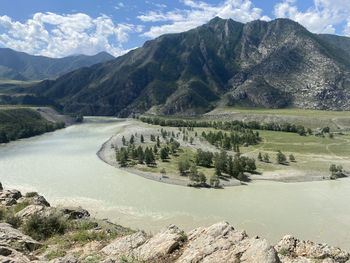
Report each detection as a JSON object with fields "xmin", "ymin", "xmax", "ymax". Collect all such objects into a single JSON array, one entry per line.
[{"xmin": 1, "ymin": 117, "xmax": 350, "ymax": 249}]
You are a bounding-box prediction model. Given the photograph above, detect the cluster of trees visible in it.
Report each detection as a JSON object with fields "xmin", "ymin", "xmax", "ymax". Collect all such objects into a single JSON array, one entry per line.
[
  {"xmin": 329, "ymin": 164, "xmax": 345, "ymax": 179},
  {"xmin": 139, "ymin": 117, "xmax": 310, "ymax": 136},
  {"xmin": 116, "ymin": 145, "xmax": 156, "ymax": 167},
  {"xmin": 0, "ymin": 108, "xmax": 66, "ymax": 144},
  {"xmin": 257, "ymin": 151, "xmax": 296, "ymax": 165},
  {"xmin": 0, "ymin": 122, "xmax": 65, "ymax": 143},
  {"xmin": 202, "ymin": 130, "xmax": 260, "ymax": 151},
  {"xmin": 116, "ymin": 134, "xmax": 181, "ymax": 167},
  {"xmin": 195, "ymin": 149, "xmax": 257, "ymax": 182}
]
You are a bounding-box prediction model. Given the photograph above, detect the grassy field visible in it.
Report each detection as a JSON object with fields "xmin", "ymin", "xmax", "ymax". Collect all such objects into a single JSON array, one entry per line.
[{"xmin": 207, "ymin": 107, "xmax": 350, "ymax": 117}]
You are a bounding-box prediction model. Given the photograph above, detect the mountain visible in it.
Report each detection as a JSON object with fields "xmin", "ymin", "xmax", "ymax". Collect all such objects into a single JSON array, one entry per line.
[
  {"xmin": 0, "ymin": 48, "xmax": 114, "ymax": 80},
  {"xmin": 32, "ymin": 17, "xmax": 350, "ymax": 116}
]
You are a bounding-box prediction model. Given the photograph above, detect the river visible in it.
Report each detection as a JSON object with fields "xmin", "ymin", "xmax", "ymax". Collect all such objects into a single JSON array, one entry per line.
[{"xmin": 1, "ymin": 117, "xmax": 350, "ymax": 249}]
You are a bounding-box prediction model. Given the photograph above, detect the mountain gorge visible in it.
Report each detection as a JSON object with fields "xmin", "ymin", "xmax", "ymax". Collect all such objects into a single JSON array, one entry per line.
[
  {"xmin": 0, "ymin": 48, "xmax": 114, "ymax": 80},
  {"xmin": 32, "ymin": 17, "xmax": 350, "ymax": 116}
]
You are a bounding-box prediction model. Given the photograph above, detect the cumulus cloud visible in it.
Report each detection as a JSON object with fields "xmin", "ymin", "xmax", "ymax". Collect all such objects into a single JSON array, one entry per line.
[
  {"xmin": 274, "ymin": 0, "xmax": 350, "ymax": 35},
  {"xmin": 138, "ymin": 0, "xmax": 270, "ymax": 38},
  {"xmin": 0, "ymin": 12, "xmax": 140, "ymax": 58}
]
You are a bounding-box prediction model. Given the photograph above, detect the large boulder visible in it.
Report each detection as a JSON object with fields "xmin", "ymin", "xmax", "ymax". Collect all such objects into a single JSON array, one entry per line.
[
  {"xmin": 0, "ymin": 223, "xmax": 40, "ymax": 252},
  {"xmin": 15, "ymin": 205, "xmax": 48, "ymax": 219},
  {"xmin": 0, "ymin": 245, "xmax": 31, "ymax": 263},
  {"xmin": 0, "ymin": 189, "xmax": 22, "ymax": 206},
  {"xmin": 60, "ymin": 207, "xmax": 90, "ymax": 220},
  {"xmin": 275, "ymin": 235, "xmax": 350, "ymax": 263},
  {"xmin": 136, "ymin": 224, "xmax": 184, "ymax": 261},
  {"xmin": 17, "ymin": 193, "xmax": 51, "ymax": 207},
  {"xmin": 176, "ymin": 222, "xmax": 279, "ymax": 263},
  {"xmin": 101, "ymin": 231, "xmax": 148, "ymax": 258}
]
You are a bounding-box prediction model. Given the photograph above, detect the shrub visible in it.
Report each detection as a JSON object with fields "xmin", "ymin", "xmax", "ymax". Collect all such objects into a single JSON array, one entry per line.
[
  {"xmin": 6, "ymin": 215, "xmax": 22, "ymax": 228},
  {"xmin": 23, "ymin": 214, "xmax": 67, "ymax": 240},
  {"xmin": 25, "ymin": 192, "xmax": 38, "ymax": 198}
]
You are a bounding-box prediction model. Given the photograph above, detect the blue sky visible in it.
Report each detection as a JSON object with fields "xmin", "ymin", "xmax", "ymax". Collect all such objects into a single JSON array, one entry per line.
[{"xmin": 0, "ymin": 0, "xmax": 349, "ymax": 57}]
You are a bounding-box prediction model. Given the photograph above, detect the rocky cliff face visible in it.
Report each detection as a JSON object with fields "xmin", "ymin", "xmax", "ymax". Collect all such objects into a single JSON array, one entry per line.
[
  {"xmin": 31, "ymin": 17, "xmax": 350, "ymax": 116},
  {"xmin": 0, "ymin": 184, "xmax": 349, "ymax": 262}
]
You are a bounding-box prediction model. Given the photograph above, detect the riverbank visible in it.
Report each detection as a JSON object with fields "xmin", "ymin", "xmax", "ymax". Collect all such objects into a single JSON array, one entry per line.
[
  {"xmin": 96, "ymin": 120, "xmax": 242, "ymax": 187},
  {"xmin": 1, "ymin": 183, "xmax": 349, "ymax": 262},
  {"xmin": 97, "ymin": 119, "xmax": 345, "ymax": 187}
]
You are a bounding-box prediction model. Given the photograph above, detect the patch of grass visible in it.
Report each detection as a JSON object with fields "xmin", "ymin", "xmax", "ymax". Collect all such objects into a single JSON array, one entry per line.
[
  {"xmin": 46, "ymin": 249, "xmax": 66, "ymax": 260},
  {"xmin": 13, "ymin": 201, "xmax": 30, "ymax": 213},
  {"xmin": 210, "ymin": 107, "xmax": 350, "ymax": 118},
  {"xmin": 23, "ymin": 214, "xmax": 67, "ymax": 241}
]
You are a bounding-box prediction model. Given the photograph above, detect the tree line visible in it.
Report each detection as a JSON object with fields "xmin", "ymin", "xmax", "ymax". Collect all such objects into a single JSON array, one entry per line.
[
  {"xmin": 202, "ymin": 130, "xmax": 260, "ymax": 151},
  {"xmin": 139, "ymin": 116, "xmax": 310, "ymax": 136}
]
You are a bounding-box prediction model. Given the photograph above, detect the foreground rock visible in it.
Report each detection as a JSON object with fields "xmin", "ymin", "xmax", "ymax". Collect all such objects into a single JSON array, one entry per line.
[
  {"xmin": 276, "ymin": 235, "xmax": 350, "ymax": 263},
  {"xmin": 177, "ymin": 222, "xmax": 278, "ymax": 263},
  {"xmin": 0, "ymin": 223, "xmax": 40, "ymax": 253},
  {"xmin": 1, "ymin": 184, "xmax": 349, "ymax": 262}
]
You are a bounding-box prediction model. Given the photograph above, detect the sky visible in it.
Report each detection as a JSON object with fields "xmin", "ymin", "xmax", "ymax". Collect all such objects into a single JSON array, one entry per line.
[{"xmin": 0, "ymin": 0, "xmax": 349, "ymax": 58}]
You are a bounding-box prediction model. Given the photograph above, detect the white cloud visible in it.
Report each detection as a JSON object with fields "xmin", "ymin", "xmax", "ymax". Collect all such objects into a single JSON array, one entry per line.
[
  {"xmin": 274, "ymin": 0, "xmax": 350, "ymax": 35},
  {"xmin": 0, "ymin": 12, "xmax": 139, "ymax": 58},
  {"xmin": 138, "ymin": 0, "xmax": 270, "ymax": 38}
]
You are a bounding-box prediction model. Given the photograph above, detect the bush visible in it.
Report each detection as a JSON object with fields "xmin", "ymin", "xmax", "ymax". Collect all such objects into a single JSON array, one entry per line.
[
  {"xmin": 25, "ymin": 192, "xmax": 38, "ymax": 198},
  {"xmin": 6, "ymin": 215, "xmax": 22, "ymax": 228},
  {"xmin": 23, "ymin": 214, "xmax": 67, "ymax": 240},
  {"xmin": 0, "ymin": 208, "xmax": 5, "ymax": 221}
]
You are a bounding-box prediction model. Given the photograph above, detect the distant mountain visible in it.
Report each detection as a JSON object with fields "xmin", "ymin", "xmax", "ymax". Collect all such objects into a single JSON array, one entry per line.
[
  {"xmin": 32, "ymin": 17, "xmax": 350, "ymax": 116},
  {"xmin": 0, "ymin": 48, "xmax": 114, "ymax": 80}
]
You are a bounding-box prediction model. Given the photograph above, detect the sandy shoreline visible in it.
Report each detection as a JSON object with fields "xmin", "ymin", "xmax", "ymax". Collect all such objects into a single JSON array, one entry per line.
[{"xmin": 96, "ymin": 120, "xmax": 345, "ymax": 187}]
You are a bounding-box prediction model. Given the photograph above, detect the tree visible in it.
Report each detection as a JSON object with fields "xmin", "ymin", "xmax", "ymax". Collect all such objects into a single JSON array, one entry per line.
[
  {"xmin": 137, "ymin": 146, "xmax": 144, "ymax": 164},
  {"xmin": 140, "ymin": 134, "xmax": 144, "ymax": 143},
  {"xmin": 178, "ymin": 157, "xmax": 191, "ymax": 176},
  {"xmin": 129, "ymin": 135, "xmax": 135, "ymax": 144},
  {"xmin": 160, "ymin": 147, "xmax": 169, "ymax": 161},
  {"xmin": 276, "ymin": 150, "xmax": 287, "ymax": 165},
  {"xmin": 117, "ymin": 148, "xmax": 128, "ymax": 167},
  {"xmin": 157, "ymin": 136, "xmax": 161, "ymax": 147},
  {"xmin": 322, "ymin": 127, "xmax": 330, "ymax": 133},
  {"xmin": 214, "ymin": 151, "xmax": 228, "ymax": 176},
  {"xmin": 263, "ymin": 153, "xmax": 270, "ymax": 163},
  {"xmin": 330, "ymin": 164, "xmax": 338, "ymax": 174},
  {"xmin": 153, "ymin": 144, "xmax": 158, "ymax": 154},
  {"xmin": 122, "ymin": 136, "xmax": 126, "ymax": 146},
  {"xmin": 245, "ymin": 158, "xmax": 256, "ymax": 172},
  {"xmin": 160, "ymin": 168, "xmax": 166, "ymax": 177},
  {"xmin": 189, "ymin": 165, "xmax": 199, "ymax": 182},
  {"xmin": 330, "ymin": 164, "xmax": 344, "ymax": 179},
  {"xmin": 258, "ymin": 152, "xmax": 263, "ymax": 162},
  {"xmin": 209, "ymin": 173, "xmax": 220, "ymax": 188},
  {"xmin": 289, "ymin": 154, "xmax": 296, "ymax": 162},
  {"xmin": 195, "ymin": 149, "xmax": 213, "ymax": 167},
  {"xmin": 144, "ymin": 147, "xmax": 155, "ymax": 166},
  {"xmin": 0, "ymin": 131, "xmax": 8, "ymax": 143},
  {"xmin": 198, "ymin": 172, "xmax": 207, "ymax": 184}
]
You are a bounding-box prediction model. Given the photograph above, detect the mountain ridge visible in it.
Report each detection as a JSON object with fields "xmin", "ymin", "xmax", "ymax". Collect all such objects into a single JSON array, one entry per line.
[
  {"xmin": 0, "ymin": 48, "xmax": 114, "ymax": 80},
  {"xmin": 31, "ymin": 17, "xmax": 350, "ymax": 116}
]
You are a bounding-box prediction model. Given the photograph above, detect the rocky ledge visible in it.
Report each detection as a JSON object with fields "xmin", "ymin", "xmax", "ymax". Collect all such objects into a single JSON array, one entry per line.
[{"xmin": 0, "ymin": 182, "xmax": 349, "ymax": 263}]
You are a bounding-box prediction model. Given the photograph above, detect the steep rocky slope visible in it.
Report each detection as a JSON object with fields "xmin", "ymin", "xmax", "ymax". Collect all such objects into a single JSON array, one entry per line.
[
  {"xmin": 31, "ymin": 17, "xmax": 350, "ymax": 116},
  {"xmin": 1, "ymin": 183, "xmax": 349, "ymax": 262}
]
